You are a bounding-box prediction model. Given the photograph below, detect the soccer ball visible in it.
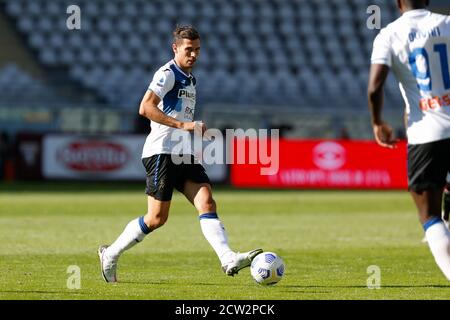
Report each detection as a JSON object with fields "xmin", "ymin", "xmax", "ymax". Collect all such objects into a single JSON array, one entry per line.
[{"xmin": 250, "ymin": 252, "xmax": 285, "ymax": 286}]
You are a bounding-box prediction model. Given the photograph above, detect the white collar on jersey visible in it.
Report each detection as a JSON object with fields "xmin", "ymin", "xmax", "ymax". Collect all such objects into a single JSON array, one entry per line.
[
  {"xmin": 402, "ymin": 8, "xmax": 429, "ymax": 17},
  {"xmin": 172, "ymin": 59, "xmax": 192, "ymax": 78}
]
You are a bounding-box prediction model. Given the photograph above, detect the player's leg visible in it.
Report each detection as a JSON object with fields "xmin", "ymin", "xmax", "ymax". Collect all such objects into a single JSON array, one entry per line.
[
  {"xmin": 182, "ymin": 181, "xmax": 231, "ymax": 259},
  {"xmin": 103, "ymin": 197, "xmax": 171, "ymax": 258},
  {"xmin": 422, "ymin": 175, "xmax": 450, "ymax": 242},
  {"xmin": 411, "ymin": 189, "xmax": 450, "ymax": 280},
  {"xmin": 98, "ymin": 155, "xmax": 174, "ymax": 282},
  {"xmin": 443, "ymin": 173, "xmax": 450, "ymax": 228},
  {"xmin": 408, "ymin": 141, "xmax": 450, "ymax": 280},
  {"xmin": 98, "ymin": 197, "xmax": 170, "ymax": 282},
  {"xmin": 182, "ymin": 179, "xmax": 262, "ymax": 276}
]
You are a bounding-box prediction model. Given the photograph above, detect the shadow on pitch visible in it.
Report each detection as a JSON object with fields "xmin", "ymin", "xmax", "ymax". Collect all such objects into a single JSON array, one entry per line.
[
  {"xmin": 283, "ymin": 284, "xmax": 450, "ymax": 289},
  {"xmin": 119, "ymin": 281, "xmax": 219, "ymax": 286},
  {"xmin": 0, "ymin": 290, "xmax": 87, "ymax": 295}
]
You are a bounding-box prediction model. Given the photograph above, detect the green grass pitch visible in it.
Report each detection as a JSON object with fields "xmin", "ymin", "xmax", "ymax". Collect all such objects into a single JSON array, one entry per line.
[{"xmin": 0, "ymin": 182, "xmax": 449, "ymax": 300}]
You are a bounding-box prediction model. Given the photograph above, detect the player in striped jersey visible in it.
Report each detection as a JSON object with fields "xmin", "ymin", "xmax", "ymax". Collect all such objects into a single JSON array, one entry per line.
[
  {"xmin": 368, "ymin": 0, "xmax": 450, "ymax": 280},
  {"xmin": 98, "ymin": 26, "xmax": 261, "ymax": 282}
]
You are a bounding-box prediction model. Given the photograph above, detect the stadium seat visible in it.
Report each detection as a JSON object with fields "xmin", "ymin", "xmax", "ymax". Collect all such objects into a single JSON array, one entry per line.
[
  {"xmin": 0, "ymin": 63, "xmax": 60, "ymax": 106},
  {"xmin": 0, "ymin": 0, "xmax": 402, "ymax": 119}
]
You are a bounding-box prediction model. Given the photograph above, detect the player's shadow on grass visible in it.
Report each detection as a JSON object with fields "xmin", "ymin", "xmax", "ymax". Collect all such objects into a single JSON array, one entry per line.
[
  {"xmin": 120, "ymin": 280, "xmax": 219, "ymax": 286},
  {"xmin": 0, "ymin": 290, "xmax": 87, "ymax": 295},
  {"xmin": 284, "ymin": 284, "xmax": 450, "ymax": 289}
]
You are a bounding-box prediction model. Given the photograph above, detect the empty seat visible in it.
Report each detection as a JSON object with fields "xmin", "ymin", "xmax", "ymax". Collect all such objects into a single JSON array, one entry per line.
[
  {"xmin": 0, "ymin": 0, "xmax": 402, "ymax": 110},
  {"xmin": 5, "ymin": 1, "xmax": 23, "ymax": 16}
]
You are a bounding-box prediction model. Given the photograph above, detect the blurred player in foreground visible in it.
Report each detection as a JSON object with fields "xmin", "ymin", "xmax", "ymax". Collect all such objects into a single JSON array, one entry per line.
[
  {"xmin": 98, "ymin": 25, "xmax": 261, "ymax": 282},
  {"xmin": 368, "ymin": 0, "xmax": 450, "ymax": 280}
]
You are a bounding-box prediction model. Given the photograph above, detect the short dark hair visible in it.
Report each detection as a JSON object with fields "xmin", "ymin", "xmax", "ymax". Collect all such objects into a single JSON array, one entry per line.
[
  {"xmin": 403, "ymin": 0, "xmax": 429, "ymax": 7},
  {"xmin": 173, "ymin": 25, "xmax": 200, "ymax": 44}
]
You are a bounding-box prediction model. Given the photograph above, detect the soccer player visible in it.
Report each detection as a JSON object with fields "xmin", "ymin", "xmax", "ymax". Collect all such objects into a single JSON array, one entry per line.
[
  {"xmin": 98, "ymin": 26, "xmax": 262, "ymax": 282},
  {"xmin": 368, "ymin": 0, "xmax": 450, "ymax": 280}
]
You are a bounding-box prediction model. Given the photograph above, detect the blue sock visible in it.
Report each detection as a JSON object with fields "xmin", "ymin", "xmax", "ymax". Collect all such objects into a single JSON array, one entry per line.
[
  {"xmin": 423, "ymin": 217, "xmax": 442, "ymax": 232},
  {"xmin": 139, "ymin": 216, "xmax": 151, "ymax": 234},
  {"xmin": 198, "ymin": 212, "xmax": 232, "ymax": 261}
]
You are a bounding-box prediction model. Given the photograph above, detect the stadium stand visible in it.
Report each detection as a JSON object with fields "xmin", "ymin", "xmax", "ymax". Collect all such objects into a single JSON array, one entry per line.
[
  {"xmin": 0, "ymin": 63, "xmax": 60, "ymax": 105},
  {"xmin": 0, "ymin": 0, "xmax": 402, "ymax": 109},
  {"xmin": 1, "ymin": 0, "xmax": 448, "ymax": 138}
]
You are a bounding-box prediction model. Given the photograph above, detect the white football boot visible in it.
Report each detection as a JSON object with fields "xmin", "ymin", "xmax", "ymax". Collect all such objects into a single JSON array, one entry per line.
[
  {"xmin": 98, "ymin": 245, "xmax": 118, "ymax": 283},
  {"xmin": 221, "ymin": 248, "xmax": 263, "ymax": 276}
]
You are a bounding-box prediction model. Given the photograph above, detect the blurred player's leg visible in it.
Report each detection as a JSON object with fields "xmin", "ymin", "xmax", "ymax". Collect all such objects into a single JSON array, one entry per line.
[
  {"xmin": 411, "ymin": 189, "xmax": 450, "ymax": 280},
  {"xmin": 183, "ymin": 181, "xmax": 262, "ymax": 276},
  {"xmin": 422, "ymin": 178, "xmax": 450, "ymax": 243},
  {"xmin": 443, "ymin": 173, "xmax": 450, "ymax": 229},
  {"xmin": 99, "ymin": 198, "xmax": 170, "ymax": 282}
]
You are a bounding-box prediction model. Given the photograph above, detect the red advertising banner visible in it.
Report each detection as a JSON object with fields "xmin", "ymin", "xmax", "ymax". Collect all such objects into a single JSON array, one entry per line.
[{"xmin": 230, "ymin": 139, "xmax": 408, "ymax": 189}]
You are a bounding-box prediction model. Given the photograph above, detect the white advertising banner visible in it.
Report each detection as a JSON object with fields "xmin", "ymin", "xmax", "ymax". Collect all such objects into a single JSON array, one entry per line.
[
  {"xmin": 42, "ymin": 134, "xmax": 227, "ymax": 182},
  {"xmin": 43, "ymin": 135, "xmax": 146, "ymax": 180}
]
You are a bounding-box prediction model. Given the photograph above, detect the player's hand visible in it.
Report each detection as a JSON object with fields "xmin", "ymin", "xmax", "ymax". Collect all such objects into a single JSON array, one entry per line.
[
  {"xmin": 193, "ymin": 121, "xmax": 207, "ymax": 135},
  {"xmin": 181, "ymin": 122, "xmax": 196, "ymax": 131},
  {"xmin": 198, "ymin": 121, "xmax": 207, "ymax": 134},
  {"xmin": 181, "ymin": 121, "xmax": 207, "ymax": 134},
  {"xmin": 372, "ymin": 122, "xmax": 397, "ymax": 149}
]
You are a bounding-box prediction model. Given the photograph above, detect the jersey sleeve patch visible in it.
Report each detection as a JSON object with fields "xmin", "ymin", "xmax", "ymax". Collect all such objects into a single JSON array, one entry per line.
[{"xmin": 148, "ymin": 69, "xmax": 175, "ymax": 99}]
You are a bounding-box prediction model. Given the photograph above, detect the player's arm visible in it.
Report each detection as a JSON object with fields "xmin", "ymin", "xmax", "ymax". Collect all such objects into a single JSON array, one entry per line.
[
  {"xmin": 368, "ymin": 63, "xmax": 397, "ymax": 149},
  {"xmin": 140, "ymin": 69, "xmax": 197, "ymax": 131},
  {"xmin": 139, "ymin": 90, "xmax": 195, "ymax": 131}
]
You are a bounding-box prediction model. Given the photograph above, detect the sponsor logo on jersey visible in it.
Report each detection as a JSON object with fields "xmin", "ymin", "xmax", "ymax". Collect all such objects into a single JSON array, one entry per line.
[
  {"xmin": 178, "ymin": 89, "xmax": 196, "ymax": 100},
  {"xmin": 184, "ymin": 106, "xmax": 194, "ymax": 120},
  {"xmin": 420, "ymin": 94, "xmax": 450, "ymax": 111}
]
